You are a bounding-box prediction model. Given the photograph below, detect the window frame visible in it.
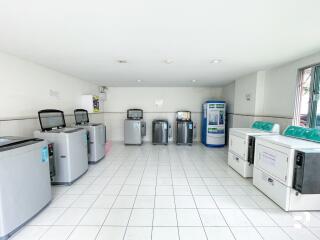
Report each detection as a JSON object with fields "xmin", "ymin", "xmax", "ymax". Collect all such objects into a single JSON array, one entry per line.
[{"xmin": 294, "ymin": 63, "xmax": 320, "ymax": 128}]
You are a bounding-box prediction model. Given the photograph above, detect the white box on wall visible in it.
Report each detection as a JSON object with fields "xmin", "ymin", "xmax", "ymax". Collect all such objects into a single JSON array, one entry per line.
[{"xmin": 79, "ymin": 95, "xmax": 104, "ymax": 113}]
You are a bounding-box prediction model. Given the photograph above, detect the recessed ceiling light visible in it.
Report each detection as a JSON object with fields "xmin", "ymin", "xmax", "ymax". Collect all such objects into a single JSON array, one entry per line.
[
  {"xmin": 137, "ymin": 79, "xmax": 142, "ymax": 82},
  {"xmin": 163, "ymin": 59, "xmax": 174, "ymax": 64},
  {"xmin": 192, "ymin": 79, "xmax": 197, "ymax": 83},
  {"xmin": 117, "ymin": 60, "xmax": 128, "ymax": 63},
  {"xmin": 210, "ymin": 59, "xmax": 222, "ymax": 64}
]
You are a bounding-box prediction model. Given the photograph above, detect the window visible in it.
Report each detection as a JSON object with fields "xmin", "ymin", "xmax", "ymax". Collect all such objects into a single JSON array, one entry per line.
[{"xmin": 295, "ymin": 64, "xmax": 320, "ymax": 128}]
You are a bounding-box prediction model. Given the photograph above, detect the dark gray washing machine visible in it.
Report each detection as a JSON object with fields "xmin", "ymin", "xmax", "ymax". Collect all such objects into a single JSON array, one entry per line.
[
  {"xmin": 152, "ymin": 120, "xmax": 169, "ymax": 145},
  {"xmin": 176, "ymin": 111, "xmax": 193, "ymax": 145}
]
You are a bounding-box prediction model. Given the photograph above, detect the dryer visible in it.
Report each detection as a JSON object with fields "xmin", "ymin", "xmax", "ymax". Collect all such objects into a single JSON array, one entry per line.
[
  {"xmin": 74, "ymin": 109, "xmax": 106, "ymax": 164},
  {"xmin": 228, "ymin": 121, "xmax": 280, "ymax": 177},
  {"xmin": 0, "ymin": 137, "xmax": 51, "ymax": 240},
  {"xmin": 34, "ymin": 109, "xmax": 88, "ymax": 185},
  {"xmin": 253, "ymin": 126, "xmax": 320, "ymax": 211}
]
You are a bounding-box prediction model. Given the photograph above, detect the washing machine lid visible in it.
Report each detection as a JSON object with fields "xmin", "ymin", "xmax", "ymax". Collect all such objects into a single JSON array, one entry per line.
[
  {"xmin": 127, "ymin": 109, "xmax": 143, "ymax": 120},
  {"xmin": 256, "ymin": 135, "xmax": 320, "ymax": 149},
  {"xmin": 0, "ymin": 136, "xmax": 43, "ymax": 152},
  {"xmin": 38, "ymin": 109, "xmax": 66, "ymax": 131},
  {"xmin": 176, "ymin": 111, "xmax": 191, "ymax": 121},
  {"xmin": 74, "ymin": 109, "xmax": 90, "ymax": 125},
  {"xmin": 229, "ymin": 128, "xmax": 277, "ymax": 139}
]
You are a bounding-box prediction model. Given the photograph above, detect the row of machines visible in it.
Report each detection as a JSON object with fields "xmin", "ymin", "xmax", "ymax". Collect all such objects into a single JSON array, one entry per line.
[
  {"xmin": 124, "ymin": 109, "xmax": 194, "ymax": 145},
  {"xmin": 228, "ymin": 122, "xmax": 320, "ymax": 211},
  {"xmin": 0, "ymin": 109, "xmax": 106, "ymax": 240}
]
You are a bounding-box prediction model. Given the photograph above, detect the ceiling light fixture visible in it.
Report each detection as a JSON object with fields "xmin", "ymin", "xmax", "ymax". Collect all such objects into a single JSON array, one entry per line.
[
  {"xmin": 117, "ymin": 60, "xmax": 128, "ymax": 63},
  {"xmin": 210, "ymin": 59, "xmax": 222, "ymax": 64},
  {"xmin": 137, "ymin": 79, "xmax": 142, "ymax": 82},
  {"xmin": 192, "ymin": 79, "xmax": 197, "ymax": 83},
  {"xmin": 163, "ymin": 59, "xmax": 174, "ymax": 64}
]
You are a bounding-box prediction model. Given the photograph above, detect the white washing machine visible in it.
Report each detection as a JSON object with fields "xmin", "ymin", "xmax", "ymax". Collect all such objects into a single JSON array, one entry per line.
[
  {"xmin": 74, "ymin": 109, "xmax": 106, "ymax": 163},
  {"xmin": 34, "ymin": 109, "xmax": 88, "ymax": 185},
  {"xmin": 253, "ymin": 130, "xmax": 320, "ymax": 211},
  {"xmin": 0, "ymin": 137, "xmax": 51, "ymax": 240},
  {"xmin": 228, "ymin": 121, "xmax": 280, "ymax": 177}
]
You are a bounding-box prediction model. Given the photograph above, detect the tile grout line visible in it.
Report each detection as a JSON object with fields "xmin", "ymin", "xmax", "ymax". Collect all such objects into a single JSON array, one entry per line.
[
  {"xmin": 151, "ymin": 146, "xmax": 161, "ymax": 240},
  {"xmin": 175, "ymin": 146, "xmax": 209, "ymax": 240},
  {"xmin": 122, "ymin": 147, "xmax": 151, "ymax": 240},
  {"xmin": 169, "ymin": 146, "xmax": 181, "ymax": 240},
  {"xmin": 184, "ymin": 147, "xmax": 237, "ymax": 240},
  {"xmin": 93, "ymin": 149, "xmax": 135, "ymax": 239},
  {"xmin": 65, "ymin": 157, "xmax": 120, "ymax": 240},
  {"xmin": 194, "ymin": 147, "xmax": 295, "ymax": 240}
]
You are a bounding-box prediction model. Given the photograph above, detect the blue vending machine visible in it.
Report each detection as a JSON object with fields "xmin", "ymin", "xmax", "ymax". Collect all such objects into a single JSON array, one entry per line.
[{"xmin": 201, "ymin": 100, "xmax": 226, "ymax": 147}]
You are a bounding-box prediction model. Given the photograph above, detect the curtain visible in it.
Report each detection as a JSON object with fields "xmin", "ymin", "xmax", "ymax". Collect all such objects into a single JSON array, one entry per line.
[{"xmin": 309, "ymin": 65, "xmax": 320, "ymax": 128}]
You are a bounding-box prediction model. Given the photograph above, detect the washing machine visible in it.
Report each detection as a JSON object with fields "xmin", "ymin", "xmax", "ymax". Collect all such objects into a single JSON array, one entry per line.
[
  {"xmin": 228, "ymin": 121, "xmax": 280, "ymax": 177},
  {"xmin": 253, "ymin": 126, "xmax": 320, "ymax": 211},
  {"xmin": 152, "ymin": 119, "xmax": 169, "ymax": 145},
  {"xmin": 0, "ymin": 137, "xmax": 51, "ymax": 240},
  {"xmin": 176, "ymin": 111, "xmax": 193, "ymax": 145},
  {"xmin": 74, "ymin": 109, "xmax": 106, "ymax": 163},
  {"xmin": 124, "ymin": 109, "xmax": 146, "ymax": 145},
  {"xmin": 34, "ymin": 109, "xmax": 88, "ymax": 185}
]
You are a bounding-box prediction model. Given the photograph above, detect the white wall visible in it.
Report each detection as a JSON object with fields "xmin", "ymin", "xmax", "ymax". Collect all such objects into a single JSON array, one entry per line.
[
  {"xmin": 0, "ymin": 55, "xmax": 223, "ymax": 142},
  {"xmin": 103, "ymin": 87, "xmax": 223, "ymax": 141},
  {"xmin": 0, "ymin": 52, "xmax": 101, "ymax": 137},
  {"xmin": 263, "ymin": 52, "xmax": 320, "ymax": 117},
  {"xmin": 234, "ymin": 72, "xmax": 258, "ymax": 115},
  {"xmin": 222, "ymin": 51, "xmax": 320, "ymax": 132},
  {"xmin": 222, "ymin": 81, "xmax": 235, "ymax": 114}
]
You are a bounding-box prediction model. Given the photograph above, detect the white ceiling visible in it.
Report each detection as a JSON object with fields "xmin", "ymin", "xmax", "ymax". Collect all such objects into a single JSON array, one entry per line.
[{"xmin": 0, "ymin": 0, "xmax": 320, "ymax": 87}]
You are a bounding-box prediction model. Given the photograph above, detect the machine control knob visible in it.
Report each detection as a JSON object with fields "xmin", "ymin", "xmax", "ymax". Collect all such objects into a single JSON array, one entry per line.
[{"xmin": 296, "ymin": 154, "xmax": 303, "ymax": 167}]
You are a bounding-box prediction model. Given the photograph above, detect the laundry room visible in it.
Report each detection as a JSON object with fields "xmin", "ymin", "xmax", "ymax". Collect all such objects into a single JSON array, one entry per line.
[{"xmin": 1, "ymin": 1, "xmax": 320, "ymax": 240}]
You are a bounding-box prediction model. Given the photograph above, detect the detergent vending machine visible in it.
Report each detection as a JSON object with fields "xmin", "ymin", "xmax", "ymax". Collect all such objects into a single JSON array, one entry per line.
[{"xmin": 201, "ymin": 100, "xmax": 226, "ymax": 147}]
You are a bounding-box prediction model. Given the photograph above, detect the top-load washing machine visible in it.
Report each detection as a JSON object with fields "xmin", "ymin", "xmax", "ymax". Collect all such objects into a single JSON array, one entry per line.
[
  {"xmin": 228, "ymin": 121, "xmax": 280, "ymax": 177},
  {"xmin": 253, "ymin": 126, "xmax": 320, "ymax": 211},
  {"xmin": 152, "ymin": 119, "xmax": 169, "ymax": 145},
  {"xmin": 0, "ymin": 137, "xmax": 51, "ymax": 240},
  {"xmin": 176, "ymin": 111, "xmax": 193, "ymax": 145},
  {"xmin": 124, "ymin": 109, "xmax": 146, "ymax": 145},
  {"xmin": 74, "ymin": 109, "xmax": 106, "ymax": 163},
  {"xmin": 34, "ymin": 109, "xmax": 88, "ymax": 185}
]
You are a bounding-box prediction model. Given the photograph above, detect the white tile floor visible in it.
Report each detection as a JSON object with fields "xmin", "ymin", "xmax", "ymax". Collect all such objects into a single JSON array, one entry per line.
[{"xmin": 11, "ymin": 143, "xmax": 320, "ymax": 240}]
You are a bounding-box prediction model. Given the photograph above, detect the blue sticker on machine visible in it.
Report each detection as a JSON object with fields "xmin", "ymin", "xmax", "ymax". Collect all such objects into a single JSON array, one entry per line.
[
  {"xmin": 41, "ymin": 147, "xmax": 49, "ymax": 162},
  {"xmin": 208, "ymin": 128, "xmax": 224, "ymax": 134},
  {"xmin": 189, "ymin": 123, "xmax": 193, "ymax": 129}
]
